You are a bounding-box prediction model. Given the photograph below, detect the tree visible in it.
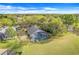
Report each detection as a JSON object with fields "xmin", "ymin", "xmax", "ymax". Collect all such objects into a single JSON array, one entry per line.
[
  {"xmin": 37, "ymin": 16, "xmax": 66, "ymax": 35},
  {"xmin": 5, "ymin": 27, "xmax": 17, "ymax": 38},
  {"xmin": 1, "ymin": 18, "xmax": 13, "ymax": 26}
]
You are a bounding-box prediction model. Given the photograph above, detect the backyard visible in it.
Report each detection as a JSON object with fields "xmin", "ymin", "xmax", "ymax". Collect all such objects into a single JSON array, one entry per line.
[
  {"xmin": 21, "ymin": 32, "xmax": 79, "ymax": 55},
  {"xmin": 0, "ymin": 32, "xmax": 79, "ymax": 55}
]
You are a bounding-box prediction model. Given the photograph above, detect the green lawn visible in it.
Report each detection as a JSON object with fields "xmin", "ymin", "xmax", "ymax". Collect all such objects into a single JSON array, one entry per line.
[
  {"xmin": 22, "ymin": 32, "xmax": 79, "ymax": 55},
  {"xmin": 0, "ymin": 32, "xmax": 79, "ymax": 55},
  {"xmin": 0, "ymin": 39, "xmax": 18, "ymax": 49}
]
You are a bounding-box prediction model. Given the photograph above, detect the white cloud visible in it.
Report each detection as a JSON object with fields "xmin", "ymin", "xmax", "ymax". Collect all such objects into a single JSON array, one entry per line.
[
  {"xmin": 0, "ymin": 5, "xmax": 13, "ymax": 10},
  {"xmin": 43, "ymin": 7, "xmax": 58, "ymax": 11},
  {"xmin": 0, "ymin": 4, "xmax": 79, "ymax": 14}
]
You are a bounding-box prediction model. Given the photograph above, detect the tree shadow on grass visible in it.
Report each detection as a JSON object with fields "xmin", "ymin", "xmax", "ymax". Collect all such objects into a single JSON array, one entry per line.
[{"xmin": 0, "ymin": 40, "xmax": 7, "ymax": 43}]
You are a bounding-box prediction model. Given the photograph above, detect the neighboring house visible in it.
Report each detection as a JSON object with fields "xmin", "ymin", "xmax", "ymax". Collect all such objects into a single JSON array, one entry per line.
[
  {"xmin": 0, "ymin": 49, "xmax": 17, "ymax": 55},
  {"xmin": 67, "ymin": 25, "xmax": 74, "ymax": 32},
  {"xmin": 27, "ymin": 25, "xmax": 49, "ymax": 42},
  {"xmin": 0, "ymin": 32, "xmax": 6, "ymax": 41},
  {"xmin": 0, "ymin": 26, "xmax": 8, "ymax": 41},
  {"xmin": 0, "ymin": 49, "xmax": 8, "ymax": 55},
  {"xmin": 0, "ymin": 26, "xmax": 17, "ymax": 41},
  {"xmin": 0, "ymin": 26, "xmax": 8, "ymax": 33},
  {"xmin": 14, "ymin": 25, "xmax": 21, "ymax": 31}
]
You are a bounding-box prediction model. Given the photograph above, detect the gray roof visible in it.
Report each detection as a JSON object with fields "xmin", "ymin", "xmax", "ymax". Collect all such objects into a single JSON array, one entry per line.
[
  {"xmin": 0, "ymin": 26, "xmax": 16, "ymax": 33},
  {"xmin": 0, "ymin": 26, "xmax": 8, "ymax": 33},
  {"xmin": 27, "ymin": 25, "xmax": 39, "ymax": 35},
  {"xmin": 27, "ymin": 25, "xmax": 47, "ymax": 35},
  {"xmin": 0, "ymin": 32, "xmax": 6, "ymax": 40}
]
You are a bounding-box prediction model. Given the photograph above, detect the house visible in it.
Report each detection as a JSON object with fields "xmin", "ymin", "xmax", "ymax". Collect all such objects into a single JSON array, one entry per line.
[
  {"xmin": 0, "ymin": 26, "xmax": 8, "ymax": 41},
  {"xmin": 67, "ymin": 25, "xmax": 74, "ymax": 32},
  {"xmin": 27, "ymin": 25, "xmax": 49, "ymax": 42},
  {"xmin": 0, "ymin": 26, "xmax": 17, "ymax": 41},
  {"xmin": 0, "ymin": 49, "xmax": 8, "ymax": 55},
  {"xmin": 0, "ymin": 49, "xmax": 17, "ymax": 55},
  {"xmin": 0, "ymin": 26, "xmax": 8, "ymax": 33},
  {"xmin": 0, "ymin": 32, "xmax": 6, "ymax": 41}
]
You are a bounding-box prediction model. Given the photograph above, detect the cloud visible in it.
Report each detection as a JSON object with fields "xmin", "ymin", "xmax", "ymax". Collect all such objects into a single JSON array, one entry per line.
[
  {"xmin": 0, "ymin": 5, "xmax": 11, "ymax": 9},
  {"xmin": 0, "ymin": 4, "xmax": 79, "ymax": 14},
  {"xmin": 43, "ymin": 7, "xmax": 58, "ymax": 11}
]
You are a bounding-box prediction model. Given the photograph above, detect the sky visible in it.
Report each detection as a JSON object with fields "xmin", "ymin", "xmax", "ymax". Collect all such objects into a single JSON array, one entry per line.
[{"xmin": 0, "ymin": 3, "xmax": 79, "ymax": 14}]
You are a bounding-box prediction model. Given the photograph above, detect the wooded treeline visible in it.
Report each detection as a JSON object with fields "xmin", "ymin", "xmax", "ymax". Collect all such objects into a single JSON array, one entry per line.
[{"xmin": 0, "ymin": 14, "xmax": 79, "ymax": 36}]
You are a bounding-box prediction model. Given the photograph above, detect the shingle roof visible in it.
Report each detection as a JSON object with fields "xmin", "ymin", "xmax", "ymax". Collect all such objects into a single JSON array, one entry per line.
[
  {"xmin": 27, "ymin": 25, "xmax": 39, "ymax": 35},
  {"xmin": 0, "ymin": 49, "xmax": 8, "ymax": 55},
  {"xmin": 0, "ymin": 32, "xmax": 5, "ymax": 39},
  {"xmin": 0, "ymin": 26, "xmax": 16, "ymax": 33},
  {"xmin": 0, "ymin": 26, "xmax": 8, "ymax": 33}
]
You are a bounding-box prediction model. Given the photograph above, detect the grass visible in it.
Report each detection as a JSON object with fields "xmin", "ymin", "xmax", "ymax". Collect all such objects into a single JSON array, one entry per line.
[
  {"xmin": 0, "ymin": 38, "xmax": 22, "ymax": 55},
  {"xmin": 0, "ymin": 39, "xmax": 17, "ymax": 49},
  {"xmin": 0, "ymin": 32, "xmax": 79, "ymax": 55},
  {"xmin": 22, "ymin": 32, "xmax": 79, "ymax": 55}
]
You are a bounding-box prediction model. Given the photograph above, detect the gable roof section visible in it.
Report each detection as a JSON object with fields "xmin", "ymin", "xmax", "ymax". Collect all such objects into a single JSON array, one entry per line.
[
  {"xmin": 27, "ymin": 25, "xmax": 49, "ymax": 36},
  {"xmin": 27, "ymin": 25, "xmax": 41, "ymax": 35},
  {"xmin": 0, "ymin": 26, "xmax": 8, "ymax": 33}
]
